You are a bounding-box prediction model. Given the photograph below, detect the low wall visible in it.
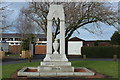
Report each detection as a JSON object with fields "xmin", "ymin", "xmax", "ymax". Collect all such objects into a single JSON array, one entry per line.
[
  {"xmin": 35, "ymin": 45, "xmax": 46, "ymax": 54},
  {"xmin": 9, "ymin": 45, "xmax": 21, "ymax": 54},
  {"xmin": 0, "ymin": 51, "xmax": 5, "ymax": 59},
  {"xmin": 9, "ymin": 45, "xmax": 46, "ymax": 54}
]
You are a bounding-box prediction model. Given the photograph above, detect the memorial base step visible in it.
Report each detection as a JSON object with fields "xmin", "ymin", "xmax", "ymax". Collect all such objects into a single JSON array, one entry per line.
[
  {"xmin": 40, "ymin": 61, "xmax": 72, "ymax": 66},
  {"xmin": 38, "ymin": 66, "xmax": 74, "ymax": 72}
]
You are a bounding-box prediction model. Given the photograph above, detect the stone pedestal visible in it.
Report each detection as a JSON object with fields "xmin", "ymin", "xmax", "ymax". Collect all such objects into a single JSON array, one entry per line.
[{"xmin": 40, "ymin": 54, "xmax": 74, "ymax": 72}]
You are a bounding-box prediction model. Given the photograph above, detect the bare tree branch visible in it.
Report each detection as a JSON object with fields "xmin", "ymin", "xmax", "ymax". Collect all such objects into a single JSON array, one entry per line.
[{"xmin": 20, "ymin": 2, "xmax": 118, "ymax": 40}]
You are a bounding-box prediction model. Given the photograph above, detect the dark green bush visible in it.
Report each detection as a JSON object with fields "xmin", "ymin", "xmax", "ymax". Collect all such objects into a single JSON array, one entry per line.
[
  {"xmin": 5, "ymin": 52, "xmax": 11, "ymax": 54},
  {"xmin": 21, "ymin": 38, "xmax": 30, "ymax": 51},
  {"xmin": 81, "ymin": 46, "xmax": 120, "ymax": 58}
]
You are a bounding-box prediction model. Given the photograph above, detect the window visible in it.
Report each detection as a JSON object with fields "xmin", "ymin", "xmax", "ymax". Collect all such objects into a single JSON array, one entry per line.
[
  {"xmin": 38, "ymin": 43, "xmax": 42, "ymax": 45},
  {"xmin": 42, "ymin": 43, "xmax": 46, "ymax": 45},
  {"xmin": 38, "ymin": 43, "xmax": 46, "ymax": 45},
  {"xmin": 39, "ymin": 38, "xmax": 46, "ymax": 41},
  {"xmin": 15, "ymin": 38, "xmax": 21, "ymax": 41},
  {"xmin": 39, "ymin": 38, "xmax": 41, "ymax": 41},
  {"xmin": 15, "ymin": 43, "xmax": 18, "ymax": 45},
  {"xmin": 2, "ymin": 38, "xmax": 8, "ymax": 41},
  {"xmin": 11, "ymin": 43, "xmax": 14, "ymax": 45}
]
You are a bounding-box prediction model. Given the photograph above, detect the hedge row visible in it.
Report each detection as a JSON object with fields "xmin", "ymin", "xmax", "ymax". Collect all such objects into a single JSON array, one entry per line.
[{"xmin": 81, "ymin": 46, "xmax": 120, "ymax": 58}]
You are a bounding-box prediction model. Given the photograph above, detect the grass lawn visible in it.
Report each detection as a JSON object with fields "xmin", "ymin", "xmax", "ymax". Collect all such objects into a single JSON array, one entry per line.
[
  {"xmin": 6, "ymin": 54, "xmax": 19, "ymax": 57},
  {"xmin": 72, "ymin": 61, "xmax": 118, "ymax": 78},
  {"xmin": 2, "ymin": 61, "xmax": 118, "ymax": 79}
]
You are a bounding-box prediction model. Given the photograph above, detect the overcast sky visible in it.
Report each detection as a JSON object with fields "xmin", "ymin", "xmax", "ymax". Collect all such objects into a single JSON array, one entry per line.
[{"xmin": 3, "ymin": 2, "xmax": 118, "ymax": 41}]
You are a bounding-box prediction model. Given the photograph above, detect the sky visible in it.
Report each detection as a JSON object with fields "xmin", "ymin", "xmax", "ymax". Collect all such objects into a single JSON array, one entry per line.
[{"xmin": 2, "ymin": 2, "xmax": 118, "ymax": 41}]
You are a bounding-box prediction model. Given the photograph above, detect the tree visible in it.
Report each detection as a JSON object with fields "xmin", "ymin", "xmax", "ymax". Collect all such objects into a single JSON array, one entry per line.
[
  {"xmin": 117, "ymin": 1, "xmax": 120, "ymax": 34},
  {"xmin": 15, "ymin": 9, "xmax": 36, "ymax": 51},
  {"xmin": 0, "ymin": 2, "xmax": 14, "ymax": 32},
  {"xmin": 111, "ymin": 31, "xmax": 120, "ymax": 45},
  {"xmin": 21, "ymin": 2, "xmax": 117, "ymax": 40}
]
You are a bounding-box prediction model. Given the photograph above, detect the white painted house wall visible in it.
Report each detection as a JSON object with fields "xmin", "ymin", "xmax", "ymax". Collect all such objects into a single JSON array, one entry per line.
[{"xmin": 68, "ymin": 41, "xmax": 83, "ymax": 55}]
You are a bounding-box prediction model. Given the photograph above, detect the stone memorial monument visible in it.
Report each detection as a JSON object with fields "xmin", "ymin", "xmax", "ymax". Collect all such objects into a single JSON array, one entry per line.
[
  {"xmin": 38, "ymin": 5, "xmax": 74, "ymax": 73},
  {"xmin": 18, "ymin": 5, "xmax": 95, "ymax": 77}
]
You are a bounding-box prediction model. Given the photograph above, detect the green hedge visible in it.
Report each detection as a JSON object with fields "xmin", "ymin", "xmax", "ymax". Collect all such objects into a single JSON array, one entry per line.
[{"xmin": 81, "ymin": 46, "xmax": 120, "ymax": 58}]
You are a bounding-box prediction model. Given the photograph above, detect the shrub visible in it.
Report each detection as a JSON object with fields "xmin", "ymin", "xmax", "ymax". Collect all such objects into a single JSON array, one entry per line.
[
  {"xmin": 81, "ymin": 46, "xmax": 120, "ymax": 58},
  {"xmin": 5, "ymin": 52, "xmax": 11, "ymax": 55},
  {"xmin": 111, "ymin": 31, "xmax": 120, "ymax": 45},
  {"xmin": 21, "ymin": 38, "xmax": 30, "ymax": 51}
]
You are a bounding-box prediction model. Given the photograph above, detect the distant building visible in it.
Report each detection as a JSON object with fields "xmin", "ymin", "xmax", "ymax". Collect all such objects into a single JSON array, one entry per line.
[
  {"xmin": 0, "ymin": 33, "xmax": 47, "ymax": 54},
  {"xmin": 0, "ymin": 33, "xmax": 46, "ymax": 45},
  {"xmin": 0, "ymin": 33, "xmax": 112, "ymax": 54}
]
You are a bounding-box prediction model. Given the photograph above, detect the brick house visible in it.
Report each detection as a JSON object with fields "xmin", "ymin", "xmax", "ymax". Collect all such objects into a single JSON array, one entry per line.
[
  {"xmin": 0, "ymin": 33, "xmax": 112, "ymax": 55},
  {"xmin": 0, "ymin": 33, "xmax": 46, "ymax": 54}
]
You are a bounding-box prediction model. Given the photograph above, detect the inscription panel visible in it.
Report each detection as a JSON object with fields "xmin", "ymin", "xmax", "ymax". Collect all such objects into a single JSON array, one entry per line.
[{"xmin": 52, "ymin": 67, "xmax": 61, "ymax": 70}]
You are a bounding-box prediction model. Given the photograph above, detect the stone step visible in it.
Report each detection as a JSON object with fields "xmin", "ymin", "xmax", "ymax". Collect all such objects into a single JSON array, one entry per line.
[
  {"xmin": 38, "ymin": 66, "xmax": 74, "ymax": 72},
  {"xmin": 40, "ymin": 61, "xmax": 72, "ymax": 66}
]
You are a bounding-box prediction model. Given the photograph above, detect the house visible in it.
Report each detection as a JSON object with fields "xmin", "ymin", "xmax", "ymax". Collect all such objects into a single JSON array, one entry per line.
[
  {"xmin": 0, "ymin": 33, "xmax": 46, "ymax": 45},
  {"xmin": 0, "ymin": 33, "xmax": 112, "ymax": 55},
  {"xmin": 0, "ymin": 33, "xmax": 46, "ymax": 54}
]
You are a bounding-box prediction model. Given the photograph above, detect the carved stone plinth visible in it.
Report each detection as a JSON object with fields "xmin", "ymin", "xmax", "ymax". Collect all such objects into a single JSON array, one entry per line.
[
  {"xmin": 41, "ymin": 54, "xmax": 73, "ymax": 72},
  {"xmin": 38, "ymin": 66, "xmax": 74, "ymax": 72},
  {"xmin": 38, "ymin": 60, "xmax": 74, "ymax": 72}
]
